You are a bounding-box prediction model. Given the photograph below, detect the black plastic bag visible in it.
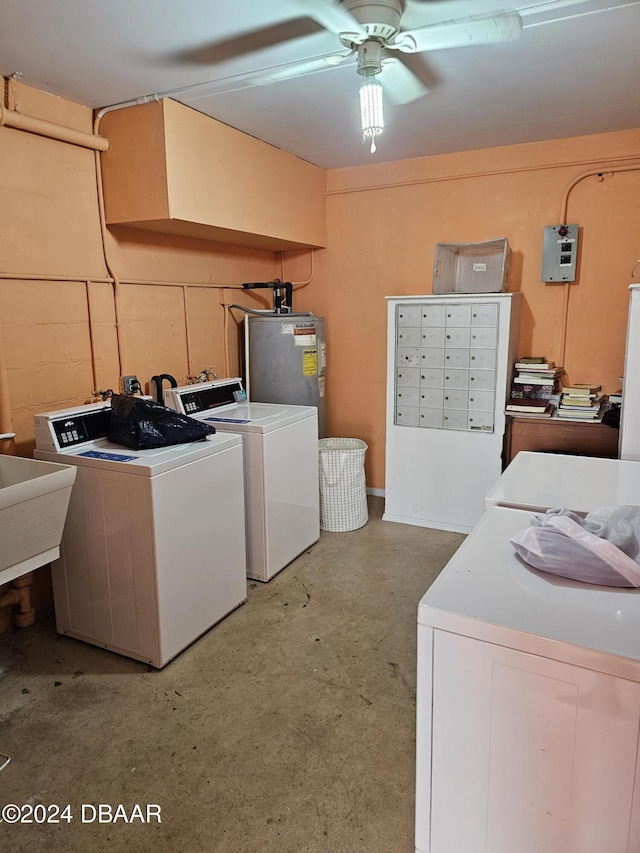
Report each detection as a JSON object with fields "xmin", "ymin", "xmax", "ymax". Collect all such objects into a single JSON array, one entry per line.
[
  {"xmin": 602, "ymin": 405, "xmax": 620, "ymax": 429},
  {"xmin": 108, "ymin": 394, "xmax": 216, "ymax": 449}
]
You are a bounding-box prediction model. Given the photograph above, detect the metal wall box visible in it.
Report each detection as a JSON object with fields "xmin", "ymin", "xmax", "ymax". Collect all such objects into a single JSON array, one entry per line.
[
  {"xmin": 433, "ymin": 238, "xmax": 511, "ymax": 294},
  {"xmin": 541, "ymin": 224, "xmax": 579, "ymax": 282}
]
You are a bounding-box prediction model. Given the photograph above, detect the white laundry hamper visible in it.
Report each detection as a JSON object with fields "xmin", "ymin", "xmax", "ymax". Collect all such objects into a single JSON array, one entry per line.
[{"xmin": 318, "ymin": 438, "xmax": 369, "ymax": 532}]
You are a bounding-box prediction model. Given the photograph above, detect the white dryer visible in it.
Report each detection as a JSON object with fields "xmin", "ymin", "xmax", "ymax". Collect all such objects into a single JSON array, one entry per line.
[
  {"xmin": 416, "ymin": 505, "xmax": 640, "ymax": 853},
  {"xmin": 485, "ymin": 450, "xmax": 640, "ymax": 514},
  {"xmin": 164, "ymin": 378, "xmax": 319, "ymax": 582},
  {"xmin": 34, "ymin": 401, "xmax": 247, "ymax": 668}
]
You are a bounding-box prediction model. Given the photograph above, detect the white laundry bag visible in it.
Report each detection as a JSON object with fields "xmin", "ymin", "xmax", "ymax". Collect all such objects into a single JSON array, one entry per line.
[
  {"xmin": 510, "ymin": 506, "xmax": 640, "ymax": 587},
  {"xmin": 318, "ymin": 438, "xmax": 368, "ymax": 532}
]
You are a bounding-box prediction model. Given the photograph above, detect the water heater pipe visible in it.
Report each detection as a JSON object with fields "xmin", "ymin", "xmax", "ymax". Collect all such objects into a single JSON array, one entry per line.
[
  {"xmin": 227, "ymin": 304, "xmax": 312, "ymax": 317},
  {"xmin": 0, "ymin": 104, "xmax": 108, "ymax": 151},
  {"xmin": 241, "ymin": 280, "xmax": 293, "ymax": 313}
]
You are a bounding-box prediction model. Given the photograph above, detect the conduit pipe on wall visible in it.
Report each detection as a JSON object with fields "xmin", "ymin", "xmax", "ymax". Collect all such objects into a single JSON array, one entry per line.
[
  {"xmin": 0, "ymin": 273, "xmax": 112, "ymax": 283},
  {"xmin": 118, "ymin": 278, "xmax": 280, "ymax": 378},
  {"xmin": 91, "ymin": 101, "xmax": 170, "ymax": 380},
  {"xmin": 93, "ymin": 98, "xmax": 273, "ymax": 384},
  {"xmin": 91, "ymin": 97, "xmax": 312, "ymax": 382},
  {"xmin": 118, "ymin": 278, "xmax": 246, "ymax": 289},
  {"xmin": 221, "ymin": 291, "xmax": 230, "ymax": 378},
  {"xmin": 0, "ymin": 84, "xmax": 309, "ymax": 392},
  {"xmin": 557, "ymin": 162, "xmax": 640, "ymax": 370},
  {"xmin": 92, "ymin": 116, "xmax": 124, "ymax": 379},
  {"xmin": 182, "ymin": 286, "xmax": 192, "ymax": 376},
  {"xmin": 0, "ymin": 275, "xmax": 111, "ymax": 400},
  {"xmin": 0, "ymin": 104, "xmax": 108, "ymax": 151},
  {"xmin": 279, "ymin": 249, "xmax": 315, "ymax": 294},
  {"xmin": 85, "ymin": 281, "xmax": 99, "ymax": 394},
  {"xmin": 0, "ymin": 308, "xmax": 15, "ymax": 454},
  {"xmin": 326, "ymin": 153, "xmax": 640, "ymax": 197},
  {"xmin": 0, "ymin": 267, "xmax": 266, "ymax": 389},
  {"xmin": 117, "ymin": 278, "xmax": 251, "ymax": 381},
  {"xmin": 560, "ymin": 163, "xmax": 640, "ymax": 222}
]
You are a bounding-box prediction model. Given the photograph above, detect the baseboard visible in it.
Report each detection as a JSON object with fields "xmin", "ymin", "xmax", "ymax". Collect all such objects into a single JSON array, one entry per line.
[{"xmin": 381, "ymin": 512, "xmax": 472, "ymax": 534}]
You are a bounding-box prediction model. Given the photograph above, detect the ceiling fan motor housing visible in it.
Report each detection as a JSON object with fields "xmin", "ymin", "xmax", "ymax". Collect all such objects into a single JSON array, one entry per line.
[
  {"xmin": 356, "ymin": 40, "xmax": 384, "ymax": 75},
  {"xmin": 340, "ymin": 0, "xmax": 404, "ymax": 46}
]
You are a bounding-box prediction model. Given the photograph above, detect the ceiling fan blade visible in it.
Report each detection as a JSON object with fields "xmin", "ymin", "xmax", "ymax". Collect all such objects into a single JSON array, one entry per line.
[
  {"xmin": 174, "ymin": 51, "xmax": 356, "ymax": 102},
  {"xmin": 172, "ymin": 18, "xmax": 325, "ymax": 65},
  {"xmin": 292, "ymin": 0, "xmax": 366, "ymax": 39},
  {"xmin": 380, "ymin": 57, "xmax": 430, "ymax": 105},
  {"xmin": 395, "ymin": 11, "xmax": 523, "ymax": 53},
  {"xmin": 249, "ymin": 50, "xmax": 355, "ymax": 85}
]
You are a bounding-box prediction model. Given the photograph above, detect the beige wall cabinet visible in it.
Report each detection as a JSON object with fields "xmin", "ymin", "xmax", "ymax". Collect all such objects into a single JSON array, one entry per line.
[{"xmin": 100, "ymin": 99, "xmax": 327, "ymax": 252}]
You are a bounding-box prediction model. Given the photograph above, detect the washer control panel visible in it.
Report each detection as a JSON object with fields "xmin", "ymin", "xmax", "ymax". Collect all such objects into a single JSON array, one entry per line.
[{"xmin": 34, "ymin": 407, "xmax": 110, "ymax": 452}]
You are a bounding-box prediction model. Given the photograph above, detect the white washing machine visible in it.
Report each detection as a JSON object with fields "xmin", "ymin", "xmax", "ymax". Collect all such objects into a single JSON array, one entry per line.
[
  {"xmin": 164, "ymin": 378, "xmax": 319, "ymax": 582},
  {"xmin": 416, "ymin": 505, "xmax": 640, "ymax": 853},
  {"xmin": 34, "ymin": 401, "xmax": 247, "ymax": 668}
]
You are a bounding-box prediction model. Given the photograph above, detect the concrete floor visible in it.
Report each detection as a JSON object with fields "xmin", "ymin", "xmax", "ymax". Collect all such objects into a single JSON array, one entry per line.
[{"xmin": 0, "ymin": 497, "xmax": 464, "ymax": 853}]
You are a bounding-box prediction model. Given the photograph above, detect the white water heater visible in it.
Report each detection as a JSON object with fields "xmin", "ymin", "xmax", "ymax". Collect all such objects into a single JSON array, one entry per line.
[{"xmin": 245, "ymin": 314, "xmax": 326, "ymax": 437}]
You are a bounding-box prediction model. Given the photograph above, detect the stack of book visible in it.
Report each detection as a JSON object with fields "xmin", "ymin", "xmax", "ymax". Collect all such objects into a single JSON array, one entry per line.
[
  {"xmin": 505, "ymin": 357, "xmax": 564, "ymax": 418},
  {"xmin": 505, "ymin": 397, "xmax": 555, "ymax": 417},
  {"xmin": 557, "ymin": 384, "xmax": 603, "ymax": 420}
]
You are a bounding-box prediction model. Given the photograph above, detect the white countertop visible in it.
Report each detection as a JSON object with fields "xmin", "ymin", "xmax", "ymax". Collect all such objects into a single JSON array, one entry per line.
[{"xmin": 419, "ymin": 505, "xmax": 640, "ymax": 675}]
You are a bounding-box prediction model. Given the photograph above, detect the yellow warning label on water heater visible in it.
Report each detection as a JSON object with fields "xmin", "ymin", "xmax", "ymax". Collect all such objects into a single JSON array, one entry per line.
[{"xmin": 303, "ymin": 349, "xmax": 318, "ymax": 376}]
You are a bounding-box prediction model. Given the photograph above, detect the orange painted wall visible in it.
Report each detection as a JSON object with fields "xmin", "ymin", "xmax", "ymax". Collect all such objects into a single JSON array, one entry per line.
[
  {"xmin": 2, "ymin": 78, "xmax": 640, "ymax": 631},
  {"xmin": 297, "ymin": 130, "xmax": 640, "ymax": 490},
  {"xmin": 0, "ymin": 81, "xmax": 279, "ymax": 629},
  {"xmin": 0, "ymin": 82, "xmax": 280, "ymax": 458}
]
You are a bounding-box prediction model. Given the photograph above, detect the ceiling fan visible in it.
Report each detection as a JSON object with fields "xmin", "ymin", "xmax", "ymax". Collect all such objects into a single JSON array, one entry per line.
[
  {"xmin": 262, "ymin": 0, "xmax": 525, "ymax": 150},
  {"xmin": 280, "ymin": 1, "xmax": 522, "ymax": 95},
  {"xmin": 180, "ymin": 1, "xmax": 524, "ymax": 153},
  {"xmin": 168, "ymin": 1, "xmax": 607, "ymax": 153}
]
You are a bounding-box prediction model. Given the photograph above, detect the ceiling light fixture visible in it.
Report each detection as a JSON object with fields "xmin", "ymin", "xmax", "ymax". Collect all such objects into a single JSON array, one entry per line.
[
  {"xmin": 359, "ymin": 69, "xmax": 384, "ymax": 153},
  {"xmin": 357, "ymin": 40, "xmax": 384, "ymax": 154}
]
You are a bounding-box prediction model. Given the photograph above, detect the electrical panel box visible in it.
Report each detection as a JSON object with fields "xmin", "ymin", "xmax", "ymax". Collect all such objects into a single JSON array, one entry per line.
[{"xmin": 541, "ymin": 224, "xmax": 579, "ymax": 283}]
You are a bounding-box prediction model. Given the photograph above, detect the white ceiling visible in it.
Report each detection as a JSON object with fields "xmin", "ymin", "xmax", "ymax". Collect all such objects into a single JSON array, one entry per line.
[{"xmin": 1, "ymin": 0, "xmax": 639, "ymax": 169}]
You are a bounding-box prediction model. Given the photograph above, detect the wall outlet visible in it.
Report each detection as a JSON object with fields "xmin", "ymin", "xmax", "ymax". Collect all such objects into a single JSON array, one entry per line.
[{"xmin": 122, "ymin": 375, "xmax": 140, "ymax": 394}]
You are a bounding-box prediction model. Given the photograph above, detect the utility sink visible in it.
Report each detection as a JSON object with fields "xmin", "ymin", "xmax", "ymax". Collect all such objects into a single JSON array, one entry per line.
[{"xmin": 0, "ymin": 455, "xmax": 76, "ymax": 585}]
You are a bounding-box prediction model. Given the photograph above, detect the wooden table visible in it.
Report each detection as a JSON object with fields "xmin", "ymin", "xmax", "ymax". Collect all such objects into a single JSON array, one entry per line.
[{"xmin": 504, "ymin": 415, "xmax": 619, "ymax": 467}]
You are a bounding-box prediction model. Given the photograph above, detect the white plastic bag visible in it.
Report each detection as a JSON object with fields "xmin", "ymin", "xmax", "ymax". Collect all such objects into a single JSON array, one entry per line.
[{"xmin": 510, "ymin": 506, "xmax": 640, "ymax": 587}]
